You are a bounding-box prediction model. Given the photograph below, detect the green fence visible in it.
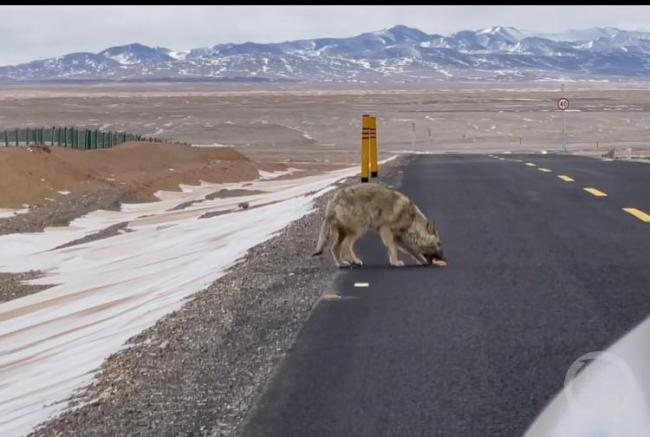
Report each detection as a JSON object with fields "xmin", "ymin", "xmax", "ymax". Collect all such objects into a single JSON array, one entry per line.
[{"xmin": 0, "ymin": 127, "xmax": 187, "ymax": 149}]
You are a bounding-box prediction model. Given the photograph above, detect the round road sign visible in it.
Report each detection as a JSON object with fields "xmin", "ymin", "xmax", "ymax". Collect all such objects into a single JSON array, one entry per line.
[{"xmin": 557, "ymin": 97, "xmax": 570, "ymax": 111}]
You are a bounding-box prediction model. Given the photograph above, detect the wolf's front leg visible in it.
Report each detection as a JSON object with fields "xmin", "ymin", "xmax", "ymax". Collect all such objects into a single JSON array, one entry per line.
[
  {"xmin": 398, "ymin": 243, "xmax": 427, "ymax": 265},
  {"xmin": 379, "ymin": 226, "xmax": 404, "ymax": 267}
]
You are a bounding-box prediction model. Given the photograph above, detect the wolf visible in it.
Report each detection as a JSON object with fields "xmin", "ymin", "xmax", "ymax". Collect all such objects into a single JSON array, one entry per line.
[{"xmin": 312, "ymin": 183, "xmax": 447, "ymax": 268}]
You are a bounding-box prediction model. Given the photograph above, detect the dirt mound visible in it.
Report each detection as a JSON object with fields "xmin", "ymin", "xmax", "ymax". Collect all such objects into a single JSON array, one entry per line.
[
  {"xmin": 0, "ymin": 142, "xmax": 260, "ymax": 209},
  {"xmin": 0, "ymin": 147, "xmax": 107, "ymax": 208}
]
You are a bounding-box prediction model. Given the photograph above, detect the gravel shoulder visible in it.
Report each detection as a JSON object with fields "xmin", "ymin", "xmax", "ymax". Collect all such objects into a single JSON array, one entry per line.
[{"xmin": 27, "ymin": 156, "xmax": 407, "ymax": 437}]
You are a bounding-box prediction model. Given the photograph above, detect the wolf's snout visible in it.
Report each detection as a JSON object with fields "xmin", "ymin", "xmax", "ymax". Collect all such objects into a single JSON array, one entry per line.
[{"xmin": 425, "ymin": 248, "xmax": 447, "ymax": 267}]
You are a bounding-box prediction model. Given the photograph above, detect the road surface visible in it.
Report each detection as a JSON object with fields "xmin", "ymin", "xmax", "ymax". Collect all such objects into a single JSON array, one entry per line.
[{"xmin": 242, "ymin": 154, "xmax": 650, "ymax": 437}]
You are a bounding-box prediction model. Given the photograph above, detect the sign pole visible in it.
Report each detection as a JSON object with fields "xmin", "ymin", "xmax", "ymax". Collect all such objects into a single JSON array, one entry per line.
[
  {"xmin": 560, "ymin": 84, "xmax": 566, "ymax": 152},
  {"xmin": 411, "ymin": 122, "xmax": 415, "ymax": 149},
  {"xmin": 562, "ymin": 110, "xmax": 566, "ymax": 152},
  {"xmin": 556, "ymin": 93, "xmax": 570, "ymax": 153}
]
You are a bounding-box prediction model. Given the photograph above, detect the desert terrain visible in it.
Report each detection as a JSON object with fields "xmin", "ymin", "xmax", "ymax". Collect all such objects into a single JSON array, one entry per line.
[{"xmin": 2, "ymin": 81, "xmax": 650, "ymax": 164}]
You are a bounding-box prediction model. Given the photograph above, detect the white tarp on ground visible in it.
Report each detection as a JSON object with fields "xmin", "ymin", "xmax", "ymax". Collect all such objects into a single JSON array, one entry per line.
[{"xmin": 0, "ymin": 161, "xmax": 381, "ymax": 436}]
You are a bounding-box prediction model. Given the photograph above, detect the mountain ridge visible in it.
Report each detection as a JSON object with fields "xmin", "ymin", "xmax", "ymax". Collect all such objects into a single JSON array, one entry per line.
[{"xmin": 3, "ymin": 25, "xmax": 650, "ymax": 82}]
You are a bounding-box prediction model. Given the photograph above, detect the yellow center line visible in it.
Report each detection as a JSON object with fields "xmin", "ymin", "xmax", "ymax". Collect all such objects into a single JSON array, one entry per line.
[
  {"xmin": 623, "ymin": 208, "xmax": 650, "ymax": 223},
  {"xmin": 525, "ymin": 162, "xmax": 536, "ymax": 167},
  {"xmin": 538, "ymin": 168, "xmax": 552, "ymax": 172},
  {"xmin": 558, "ymin": 175, "xmax": 574, "ymax": 182},
  {"xmin": 584, "ymin": 187, "xmax": 607, "ymax": 197}
]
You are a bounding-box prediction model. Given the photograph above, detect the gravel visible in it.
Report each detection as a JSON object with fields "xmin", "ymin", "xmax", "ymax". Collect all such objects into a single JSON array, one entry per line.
[
  {"xmin": 54, "ymin": 222, "xmax": 131, "ymax": 250},
  {"xmin": 0, "ymin": 188, "xmax": 144, "ymax": 236},
  {"xmin": 0, "ymin": 271, "xmax": 51, "ymax": 303},
  {"xmin": 23, "ymin": 157, "xmax": 407, "ymax": 437},
  {"xmin": 169, "ymin": 189, "xmax": 266, "ymax": 212}
]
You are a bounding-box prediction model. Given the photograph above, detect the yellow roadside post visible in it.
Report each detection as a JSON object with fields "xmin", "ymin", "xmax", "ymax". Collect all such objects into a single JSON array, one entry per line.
[
  {"xmin": 369, "ymin": 116, "xmax": 378, "ymax": 178},
  {"xmin": 361, "ymin": 114, "xmax": 370, "ymax": 182}
]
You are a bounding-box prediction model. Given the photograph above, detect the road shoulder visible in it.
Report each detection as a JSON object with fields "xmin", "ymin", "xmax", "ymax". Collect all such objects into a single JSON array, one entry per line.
[{"xmin": 28, "ymin": 157, "xmax": 407, "ymax": 437}]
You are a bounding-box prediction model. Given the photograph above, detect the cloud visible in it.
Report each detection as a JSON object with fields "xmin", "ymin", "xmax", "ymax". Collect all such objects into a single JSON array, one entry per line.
[{"xmin": 1, "ymin": 5, "xmax": 650, "ymax": 65}]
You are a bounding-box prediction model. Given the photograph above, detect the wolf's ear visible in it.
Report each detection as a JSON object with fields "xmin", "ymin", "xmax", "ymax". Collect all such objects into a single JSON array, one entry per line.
[{"xmin": 426, "ymin": 221, "xmax": 437, "ymax": 235}]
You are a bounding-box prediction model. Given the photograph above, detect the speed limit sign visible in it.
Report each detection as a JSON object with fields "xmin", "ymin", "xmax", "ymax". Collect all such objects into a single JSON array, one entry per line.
[{"xmin": 557, "ymin": 97, "xmax": 570, "ymax": 111}]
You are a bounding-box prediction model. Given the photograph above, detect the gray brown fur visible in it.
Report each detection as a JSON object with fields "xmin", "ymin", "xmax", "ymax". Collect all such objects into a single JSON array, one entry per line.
[{"xmin": 312, "ymin": 183, "xmax": 446, "ymax": 267}]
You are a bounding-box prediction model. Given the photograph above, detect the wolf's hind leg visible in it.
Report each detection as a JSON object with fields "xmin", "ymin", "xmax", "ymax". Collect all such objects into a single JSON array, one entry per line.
[
  {"xmin": 330, "ymin": 227, "xmax": 350, "ymax": 267},
  {"xmin": 342, "ymin": 231, "xmax": 363, "ymax": 266},
  {"xmin": 379, "ymin": 226, "xmax": 404, "ymax": 267}
]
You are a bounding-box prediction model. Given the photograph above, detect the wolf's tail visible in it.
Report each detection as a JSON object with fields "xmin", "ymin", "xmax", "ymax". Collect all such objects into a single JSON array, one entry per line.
[{"xmin": 312, "ymin": 216, "xmax": 331, "ymax": 257}]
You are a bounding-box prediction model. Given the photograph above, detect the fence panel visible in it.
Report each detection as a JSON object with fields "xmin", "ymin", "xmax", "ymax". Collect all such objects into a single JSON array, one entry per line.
[{"xmin": 0, "ymin": 126, "xmax": 184, "ymax": 149}]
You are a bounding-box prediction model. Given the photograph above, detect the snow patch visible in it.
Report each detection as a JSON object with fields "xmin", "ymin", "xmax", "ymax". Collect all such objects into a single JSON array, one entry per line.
[
  {"xmin": 191, "ymin": 143, "xmax": 239, "ymax": 148},
  {"xmin": 258, "ymin": 168, "xmax": 302, "ymax": 180},
  {"xmin": 0, "ymin": 207, "xmax": 29, "ymax": 219}
]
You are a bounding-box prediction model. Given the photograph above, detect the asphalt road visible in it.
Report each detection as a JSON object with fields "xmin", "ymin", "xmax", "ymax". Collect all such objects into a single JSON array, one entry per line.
[{"xmin": 241, "ymin": 154, "xmax": 650, "ymax": 437}]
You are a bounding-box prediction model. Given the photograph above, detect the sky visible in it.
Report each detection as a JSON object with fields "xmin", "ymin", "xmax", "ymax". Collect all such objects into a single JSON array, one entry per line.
[{"xmin": 2, "ymin": 5, "xmax": 650, "ymax": 65}]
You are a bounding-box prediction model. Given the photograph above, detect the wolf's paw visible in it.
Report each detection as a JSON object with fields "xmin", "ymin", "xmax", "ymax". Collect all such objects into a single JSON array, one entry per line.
[
  {"xmin": 337, "ymin": 260, "xmax": 352, "ymax": 268},
  {"xmin": 390, "ymin": 260, "xmax": 405, "ymax": 267},
  {"xmin": 352, "ymin": 259, "xmax": 363, "ymax": 266}
]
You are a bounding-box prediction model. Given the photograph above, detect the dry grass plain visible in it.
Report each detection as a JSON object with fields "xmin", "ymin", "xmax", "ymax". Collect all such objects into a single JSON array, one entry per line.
[{"xmin": 1, "ymin": 81, "xmax": 650, "ymax": 163}]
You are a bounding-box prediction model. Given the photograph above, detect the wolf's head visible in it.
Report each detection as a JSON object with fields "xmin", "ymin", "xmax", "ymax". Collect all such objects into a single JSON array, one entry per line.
[{"xmin": 403, "ymin": 207, "xmax": 446, "ymax": 265}]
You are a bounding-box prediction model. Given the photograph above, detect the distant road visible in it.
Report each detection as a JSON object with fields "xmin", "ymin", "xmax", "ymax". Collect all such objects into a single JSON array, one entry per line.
[{"xmin": 241, "ymin": 154, "xmax": 650, "ymax": 437}]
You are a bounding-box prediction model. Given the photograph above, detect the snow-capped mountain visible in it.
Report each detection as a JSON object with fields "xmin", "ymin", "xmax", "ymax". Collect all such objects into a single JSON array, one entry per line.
[
  {"xmin": 2, "ymin": 25, "xmax": 650, "ymax": 82},
  {"xmin": 99, "ymin": 43, "xmax": 174, "ymax": 64},
  {"xmin": 542, "ymin": 27, "xmax": 650, "ymax": 43}
]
